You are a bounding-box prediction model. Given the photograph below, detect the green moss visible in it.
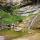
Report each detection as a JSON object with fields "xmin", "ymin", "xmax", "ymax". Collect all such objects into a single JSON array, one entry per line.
[{"xmin": 0, "ymin": 10, "xmax": 26, "ymax": 24}]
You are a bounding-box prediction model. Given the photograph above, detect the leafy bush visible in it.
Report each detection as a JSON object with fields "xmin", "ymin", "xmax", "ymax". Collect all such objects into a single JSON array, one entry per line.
[
  {"xmin": 2, "ymin": 4, "xmax": 20, "ymax": 15},
  {"xmin": 0, "ymin": 10, "xmax": 24, "ymax": 24},
  {"xmin": 17, "ymin": 19, "xmax": 23, "ymax": 23},
  {"xmin": 0, "ymin": 4, "xmax": 24, "ymax": 24}
]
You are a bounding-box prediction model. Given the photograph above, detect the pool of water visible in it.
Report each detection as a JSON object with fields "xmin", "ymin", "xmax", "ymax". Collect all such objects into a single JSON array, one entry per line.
[{"xmin": 0, "ymin": 36, "xmax": 5, "ymax": 40}]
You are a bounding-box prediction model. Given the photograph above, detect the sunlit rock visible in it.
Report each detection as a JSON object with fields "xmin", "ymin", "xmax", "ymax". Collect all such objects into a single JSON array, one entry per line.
[
  {"xmin": 0, "ymin": 36, "xmax": 5, "ymax": 40},
  {"xmin": 14, "ymin": 27, "xmax": 22, "ymax": 32},
  {"xmin": 31, "ymin": 15, "xmax": 40, "ymax": 29},
  {"xmin": 18, "ymin": 5, "xmax": 40, "ymax": 16}
]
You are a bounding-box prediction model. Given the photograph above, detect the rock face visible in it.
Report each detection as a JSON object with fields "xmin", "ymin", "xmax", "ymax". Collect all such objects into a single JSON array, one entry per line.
[
  {"xmin": 18, "ymin": 14, "xmax": 40, "ymax": 30},
  {"xmin": 0, "ymin": 0, "xmax": 32, "ymax": 6},
  {"xmin": 31, "ymin": 15, "xmax": 40, "ymax": 29},
  {"xmin": 18, "ymin": 5, "xmax": 40, "ymax": 16},
  {"xmin": 0, "ymin": 0, "xmax": 40, "ymax": 6},
  {"xmin": 7, "ymin": 0, "xmax": 32, "ymax": 5},
  {"xmin": 25, "ymin": 14, "xmax": 40, "ymax": 29}
]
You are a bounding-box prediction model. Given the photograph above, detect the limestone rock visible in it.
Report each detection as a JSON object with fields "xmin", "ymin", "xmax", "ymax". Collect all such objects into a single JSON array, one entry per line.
[
  {"xmin": 31, "ymin": 15, "xmax": 40, "ymax": 29},
  {"xmin": 0, "ymin": 0, "xmax": 32, "ymax": 6},
  {"xmin": 18, "ymin": 5, "xmax": 40, "ymax": 16},
  {"xmin": 14, "ymin": 27, "xmax": 22, "ymax": 32}
]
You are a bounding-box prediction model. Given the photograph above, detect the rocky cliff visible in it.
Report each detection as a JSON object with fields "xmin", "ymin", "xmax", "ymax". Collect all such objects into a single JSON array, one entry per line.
[{"xmin": 0, "ymin": 0, "xmax": 32, "ymax": 6}]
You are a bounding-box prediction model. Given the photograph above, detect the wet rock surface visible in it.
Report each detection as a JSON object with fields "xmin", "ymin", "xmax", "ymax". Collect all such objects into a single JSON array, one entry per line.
[{"xmin": 18, "ymin": 5, "xmax": 40, "ymax": 16}]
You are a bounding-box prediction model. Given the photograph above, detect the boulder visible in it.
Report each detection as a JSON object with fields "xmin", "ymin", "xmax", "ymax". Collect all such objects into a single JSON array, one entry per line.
[
  {"xmin": 14, "ymin": 27, "xmax": 22, "ymax": 32},
  {"xmin": 31, "ymin": 15, "xmax": 40, "ymax": 29},
  {"xmin": 17, "ymin": 5, "xmax": 40, "ymax": 16}
]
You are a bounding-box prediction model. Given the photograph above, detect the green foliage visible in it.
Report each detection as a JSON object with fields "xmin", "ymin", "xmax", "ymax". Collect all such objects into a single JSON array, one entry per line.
[
  {"xmin": 17, "ymin": 19, "xmax": 23, "ymax": 23},
  {"xmin": 0, "ymin": 10, "xmax": 24, "ymax": 24},
  {"xmin": 0, "ymin": 4, "xmax": 26, "ymax": 24},
  {"xmin": 2, "ymin": 5, "xmax": 20, "ymax": 15},
  {"xmin": 0, "ymin": 10, "xmax": 10, "ymax": 17},
  {"xmin": 0, "ymin": 4, "xmax": 20, "ymax": 24},
  {"xmin": 2, "ymin": 16, "xmax": 23, "ymax": 24}
]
